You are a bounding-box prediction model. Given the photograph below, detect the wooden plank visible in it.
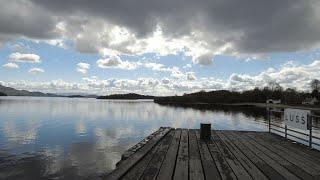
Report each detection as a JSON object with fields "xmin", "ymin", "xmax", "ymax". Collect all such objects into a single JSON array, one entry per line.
[
  {"xmin": 211, "ymin": 131, "xmax": 253, "ymax": 180},
  {"xmin": 221, "ymin": 131, "xmax": 286, "ymax": 180},
  {"xmin": 241, "ymin": 132, "xmax": 315, "ymax": 180},
  {"xmin": 173, "ymin": 129, "xmax": 189, "ymax": 180},
  {"xmin": 188, "ymin": 130, "xmax": 204, "ymax": 180},
  {"xmin": 228, "ymin": 131, "xmax": 300, "ymax": 180},
  {"xmin": 105, "ymin": 128, "xmax": 171, "ymax": 180},
  {"xmin": 121, "ymin": 133, "xmax": 169, "ymax": 180},
  {"xmin": 195, "ymin": 130, "xmax": 221, "ymax": 180},
  {"xmin": 156, "ymin": 129, "xmax": 181, "ymax": 180},
  {"xmin": 268, "ymin": 132, "xmax": 320, "ymax": 160},
  {"xmin": 244, "ymin": 132, "xmax": 320, "ymax": 179},
  {"xmin": 206, "ymin": 132, "xmax": 237, "ymax": 180},
  {"xmin": 139, "ymin": 130, "xmax": 175, "ymax": 180},
  {"xmin": 214, "ymin": 131, "xmax": 269, "ymax": 180},
  {"xmin": 253, "ymin": 132, "xmax": 320, "ymax": 166}
]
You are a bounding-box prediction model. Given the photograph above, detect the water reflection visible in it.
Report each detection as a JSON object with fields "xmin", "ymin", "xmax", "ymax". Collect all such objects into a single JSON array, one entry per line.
[{"xmin": 0, "ymin": 96, "xmax": 269, "ymax": 179}]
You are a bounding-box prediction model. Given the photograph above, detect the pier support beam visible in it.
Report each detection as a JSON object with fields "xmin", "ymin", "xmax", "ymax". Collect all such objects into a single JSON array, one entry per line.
[{"xmin": 200, "ymin": 123, "xmax": 211, "ymax": 140}]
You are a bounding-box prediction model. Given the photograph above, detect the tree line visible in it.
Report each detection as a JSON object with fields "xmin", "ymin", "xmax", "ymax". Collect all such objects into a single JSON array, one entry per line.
[
  {"xmin": 154, "ymin": 79, "xmax": 320, "ymax": 105},
  {"xmin": 0, "ymin": 92, "xmax": 7, "ymax": 96}
]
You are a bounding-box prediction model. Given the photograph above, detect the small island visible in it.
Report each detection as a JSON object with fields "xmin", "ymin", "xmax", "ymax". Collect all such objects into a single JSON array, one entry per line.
[{"xmin": 97, "ymin": 93, "xmax": 155, "ymax": 100}]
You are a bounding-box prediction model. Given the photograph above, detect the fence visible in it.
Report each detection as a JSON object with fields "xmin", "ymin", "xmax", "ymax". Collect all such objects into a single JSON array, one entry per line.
[{"xmin": 268, "ymin": 108, "xmax": 320, "ymax": 149}]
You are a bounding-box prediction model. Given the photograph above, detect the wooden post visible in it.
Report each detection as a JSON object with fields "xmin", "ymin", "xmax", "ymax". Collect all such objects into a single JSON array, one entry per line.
[{"xmin": 200, "ymin": 123, "xmax": 211, "ymax": 140}]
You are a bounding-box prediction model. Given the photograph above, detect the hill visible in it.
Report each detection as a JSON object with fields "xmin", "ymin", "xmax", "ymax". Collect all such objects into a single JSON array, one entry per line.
[
  {"xmin": 67, "ymin": 95, "xmax": 98, "ymax": 98},
  {"xmin": 0, "ymin": 84, "xmax": 58, "ymax": 97},
  {"xmin": 97, "ymin": 93, "xmax": 155, "ymax": 100}
]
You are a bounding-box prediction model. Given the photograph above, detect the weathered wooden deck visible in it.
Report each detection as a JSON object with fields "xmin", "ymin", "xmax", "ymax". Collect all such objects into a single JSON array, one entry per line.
[{"xmin": 106, "ymin": 128, "xmax": 320, "ymax": 180}]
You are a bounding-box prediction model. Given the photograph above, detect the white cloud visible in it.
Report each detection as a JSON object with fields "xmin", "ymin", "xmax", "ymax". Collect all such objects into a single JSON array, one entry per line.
[
  {"xmin": 2, "ymin": 62, "xmax": 19, "ymax": 69},
  {"xmin": 97, "ymin": 56, "xmax": 137, "ymax": 70},
  {"xmin": 11, "ymin": 42, "xmax": 31, "ymax": 53},
  {"xmin": 186, "ymin": 72, "xmax": 197, "ymax": 81},
  {"xmin": 170, "ymin": 67, "xmax": 184, "ymax": 79},
  {"xmin": 28, "ymin": 68, "xmax": 44, "ymax": 74},
  {"xmin": 77, "ymin": 62, "xmax": 90, "ymax": 74},
  {"xmin": 9, "ymin": 52, "xmax": 40, "ymax": 63},
  {"xmin": 59, "ymin": 21, "xmax": 218, "ymax": 66},
  {"xmin": 2, "ymin": 60, "xmax": 320, "ymax": 95},
  {"xmin": 192, "ymin": 53, "xmax": 213, "ymax": 65},
  {"xmin": 183, "ymin": 64, "xmax": 192, "ymax": 69},
  {"xmin": 161, "ymin": 78, "xmax": 170, "ymax": 84},
  {"xmin": 44, "ymin": 39, "xmax": 66, "ymax": 48},
  {"xmin": 143, "ymin": 62, "xmax": 166, "ymax": 71},
  {"xmin": 227, "ymin": 60, "xmax": 320, "ymax": 91}
]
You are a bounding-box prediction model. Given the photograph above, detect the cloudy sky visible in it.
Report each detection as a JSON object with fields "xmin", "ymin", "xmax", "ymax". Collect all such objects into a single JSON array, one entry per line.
[{"xmin": 1, "ymin": 0, "xmax": 320, "ymax": 95}]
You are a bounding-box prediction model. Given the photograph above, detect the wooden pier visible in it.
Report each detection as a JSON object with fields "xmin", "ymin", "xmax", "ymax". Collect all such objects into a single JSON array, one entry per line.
[{"xmin": 106, "ymin": 128, "xmax": 320, "ymax": 180}]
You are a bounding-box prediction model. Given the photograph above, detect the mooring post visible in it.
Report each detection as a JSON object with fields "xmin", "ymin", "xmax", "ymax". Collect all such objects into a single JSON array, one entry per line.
[{"xmin": 200, "ymin": 123, "xmax": 211, "ymax": 140}]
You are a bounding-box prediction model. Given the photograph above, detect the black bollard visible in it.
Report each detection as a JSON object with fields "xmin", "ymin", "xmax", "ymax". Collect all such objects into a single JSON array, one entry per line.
[{"xmin": 200, "ymin": 123, "xmax": 211, "ymax": 140}]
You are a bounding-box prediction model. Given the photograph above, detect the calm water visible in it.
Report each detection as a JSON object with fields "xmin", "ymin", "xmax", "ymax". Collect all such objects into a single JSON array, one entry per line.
[{"xmin": 0, "ymin": 96, "xmax": 271, "ymax": 179}]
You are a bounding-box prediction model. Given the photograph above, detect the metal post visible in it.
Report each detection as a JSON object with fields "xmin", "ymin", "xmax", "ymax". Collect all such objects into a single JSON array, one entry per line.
[
  {"xmin": 268, "ymin": 110, "xmax": 271, "ymax": 133},
  {"xmin": 308, "ymin": 115, "xmax": 312, "ymax": 148},
  {"xmin": 285, "ymin": 125, "xmax": 287, "ymax": 138}
]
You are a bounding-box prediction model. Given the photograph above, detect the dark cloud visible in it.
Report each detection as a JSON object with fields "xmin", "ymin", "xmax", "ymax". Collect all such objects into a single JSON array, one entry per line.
[
  {"xmin": 1, "ymin": 0, "xmax": 320, "ymax": 55},
  {"xmin": 0, "ymin": 1, "xmax": 58, "ymax": 42}
]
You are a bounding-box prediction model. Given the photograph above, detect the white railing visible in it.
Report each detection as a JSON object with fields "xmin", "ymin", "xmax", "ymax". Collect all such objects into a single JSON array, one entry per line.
[{"xmin": 268, "ymin": 108, "xmax": 320, "ymax": 149}]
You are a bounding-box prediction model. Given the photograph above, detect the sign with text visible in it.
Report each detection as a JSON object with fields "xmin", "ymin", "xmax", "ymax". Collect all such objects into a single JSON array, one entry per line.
[{"xmin": 284, "ymin": 108, "xmax": 310, "ymax": 130}]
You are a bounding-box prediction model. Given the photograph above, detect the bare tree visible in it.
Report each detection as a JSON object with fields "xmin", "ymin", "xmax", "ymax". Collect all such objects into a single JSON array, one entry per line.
[
  {"xmin": 267, "ymin": 81, "xmax": 282, "ymax": 91},
  {"xmin": 311, "ymin": 79, "xmax": 320, "ymax": 91}
]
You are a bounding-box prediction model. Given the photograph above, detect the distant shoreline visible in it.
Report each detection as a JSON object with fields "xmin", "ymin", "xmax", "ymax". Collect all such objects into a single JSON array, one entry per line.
[{"xmin": 154, "ymin": 101, "xmax": 320, "ymax": 111}]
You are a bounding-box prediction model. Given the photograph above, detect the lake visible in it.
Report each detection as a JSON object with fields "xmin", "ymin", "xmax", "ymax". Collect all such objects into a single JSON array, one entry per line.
[{"xmin": 0, "ymin": 96, "xmax": 285, "ymax": 179}]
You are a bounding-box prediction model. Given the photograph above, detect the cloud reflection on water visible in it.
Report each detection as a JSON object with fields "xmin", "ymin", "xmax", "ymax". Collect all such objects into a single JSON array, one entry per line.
[{"xmin": 0, "ymin": 96, "xmax": 267, "ymax": 179}]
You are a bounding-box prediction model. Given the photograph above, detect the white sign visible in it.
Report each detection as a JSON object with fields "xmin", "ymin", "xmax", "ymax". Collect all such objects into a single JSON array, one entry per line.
[{"xmin": 284, "ymin": 108, "xmax": 310, "ymax": 130}]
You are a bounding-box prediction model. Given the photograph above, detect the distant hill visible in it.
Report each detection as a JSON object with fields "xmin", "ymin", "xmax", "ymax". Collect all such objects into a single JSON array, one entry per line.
[
  {"xmin": 56, "ymin": 92, "xmax": 98, "ymax": 98},
  {"xmin": 0, "ymin": 84, "xmax": 58, "ymax": 97},
  {"xmin": 0, "ymin": 92, "xmax": 7, "ymax": 96},
  {"xmin": 97, "ymin": 93, "xmax": 155, "ymax": 100},
  {"xmin": 67, "ymin": 95, "xmax": 98, "ymax": 98}
]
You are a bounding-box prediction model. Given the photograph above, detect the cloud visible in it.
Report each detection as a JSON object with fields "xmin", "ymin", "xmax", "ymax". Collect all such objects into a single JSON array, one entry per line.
[
  {"xmin": 161, "ymin": 78, "xmax": 170, "ymax": 84},
  {"xmin": 10, "ymin": 42, "xmax": 32, "ymax": 53},
  {"xmin": 28, "ymin": 68, "xmax": 44, "ymax": 74},
  {"xmin": 143, "ymin": 62, "xmax": 166, "ymax": 71},
  {"xmin": 0, "ymin": 0, "xmax": 58, "ymax": 47},
  {"xmin": 186, "ymin": 72, "xmax": 197, "ymax": 81},
  {"xmin": 192, "ymin": 53, "xmax": 213, "ymax": 66},
  {"xmin": 170, "ymin": 67, "xmax": 184, "ymax": 79},
  {"xmin": 9, "ymin": 52, "xmax": 40, "ymax": 63},
  {"xmin": 2, "ymin": 60, "xmax": 320, "ymax": 95},
  {"xmin": 97, "ymin": 56, "xmax": 137, "ymax": 70},
  {"xmin": 227, "ymin": 60, "xmax": 320, "ymax": 91},
  {"xmin": 2, "ymin": 62, "xmax": 19, "ymax": 69},
  {"xmin": 77, "ymin": 62, "xmax": 90, "ymax": 74},
  {"xmin": 0, "ymin": 0, "xmax": 319, "ymax": 64}
]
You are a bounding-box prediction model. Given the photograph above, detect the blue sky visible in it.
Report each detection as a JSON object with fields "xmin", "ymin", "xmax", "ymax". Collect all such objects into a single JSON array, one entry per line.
[{"xmin": 1, "ymin": 0, "xmax": 320, "ymax": 95}]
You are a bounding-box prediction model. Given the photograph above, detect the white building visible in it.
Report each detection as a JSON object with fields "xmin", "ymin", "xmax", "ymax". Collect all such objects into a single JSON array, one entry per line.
[
  {"xmin": 302, "ymin": 97, "xmax": 319, "ymax": 105},
  {"xmin": 266, "ymin": 99, "xmax": 281, "ymax": 104}
]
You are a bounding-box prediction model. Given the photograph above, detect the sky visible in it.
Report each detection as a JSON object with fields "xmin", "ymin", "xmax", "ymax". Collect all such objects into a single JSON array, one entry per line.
[{"xmin": 1, "ymin": 0, "xmax": 320, "ymax": 95}]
